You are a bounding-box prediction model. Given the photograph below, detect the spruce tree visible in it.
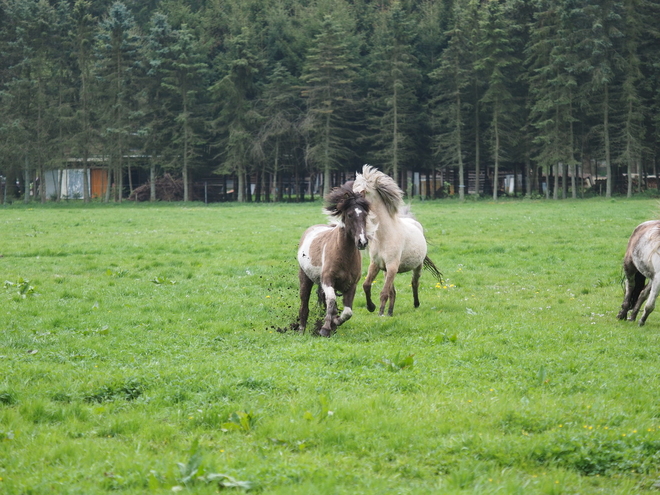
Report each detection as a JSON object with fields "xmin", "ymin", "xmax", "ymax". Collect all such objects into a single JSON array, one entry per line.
[
  {"xmin": 260, "ymin": 62, "xmax": 303, "ymax": 202},
  {"xmin": 617, "ymin": 0, "xmax": 646, "ymax": 197},
  {"xmin": 300, "ymin": 14, "xmax": 359, "ymax": 197},
  {"xmin": 141, "ymin": 12, "xmax": 177, "ymax": 201},
  {"xmin": 575, "ymin": 0, "xmax": 625, "ymax": 198},
  {"xmin": 475, "ymin": 0, "xmax": 519, "ymax": 200},
  {"xmin": 95, "ymin": 1, "xmax": 142, "ymax": 201},
  {"xmin": 161, "ymin": 23, "xmax": 208, "ymax": 202},
  {"xmin": 368, "ymin": 2, "xmax": 421, "ymax": 188},
  {"xmin": 210, "ymin": 26, "xmax": 261, "ymax": 203},
  {"xmin": 526, "ymin": 0, "xmax": 579, "ymax": 199},
  {"xmin": 71, "ymin": 0, "xmax": 97, "ymax": 202},
  {"xmin": 429, "ymin": 1, "xmax": 471, "ymax": 200}
]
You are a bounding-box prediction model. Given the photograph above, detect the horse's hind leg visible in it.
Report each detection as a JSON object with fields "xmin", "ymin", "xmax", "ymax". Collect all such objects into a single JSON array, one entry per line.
[
  {"xmin": 363, "ymin": 261, "xmax": 380, "ymax": 313},
  {"xmin": 411, "ymin": 264, "xmax": 422, "ymax": 308},
  {"xmin": 298, "ymin": 269, "xmax": 314, "ymax": 333},
  {"xmin": 629, "ymin": 282, "xmax": 651, "ymax": 322},
  {"xmin": 627, "ymin": 271, "xmax": 646, "ymax": 319},
  {"xmin": 380, "ymin": 265, "xmax": 398, "ymax": 317},
  {"xmin": 638, "ymin": 276, "xmax": 660, "ymax": 326},
  {"xmin": 618, "ymin": 263, "xmax": 644, "ymax": 320}
]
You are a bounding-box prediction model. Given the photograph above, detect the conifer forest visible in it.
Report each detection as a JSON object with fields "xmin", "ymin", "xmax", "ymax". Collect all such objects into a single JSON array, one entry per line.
[{"xmin": 1, "ymin": 0, "xmax": 660, "ymax": 202}]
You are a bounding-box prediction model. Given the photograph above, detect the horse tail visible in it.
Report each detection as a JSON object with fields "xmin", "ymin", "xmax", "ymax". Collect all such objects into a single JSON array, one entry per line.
[{"xmin": 423, "ymin": 255, "xmax": 443, "ymax": 283}]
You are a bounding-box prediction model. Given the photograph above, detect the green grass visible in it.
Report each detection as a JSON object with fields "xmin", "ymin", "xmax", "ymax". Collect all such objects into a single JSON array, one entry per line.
[{"xmin": 1, "ymin": 198, "xmax": 660, "ymax": 494}]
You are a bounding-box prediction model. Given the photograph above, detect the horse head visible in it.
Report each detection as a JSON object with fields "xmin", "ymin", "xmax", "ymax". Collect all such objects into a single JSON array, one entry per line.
[
  {"xmin": 353, "ymin": 164, "xmax": 404, "ymax": 218},
  {"xmin": 324, "ymin": 184, "xmax": 370, "ymax": 250}
]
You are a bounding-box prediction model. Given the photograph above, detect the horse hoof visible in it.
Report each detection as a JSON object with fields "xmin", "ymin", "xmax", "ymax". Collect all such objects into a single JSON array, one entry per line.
[
  {"xmin": 366, "ymin": 303, "xmax": 376, "ymax": 312},
  {"xmin": 319, "ymin": 329, "xmax": 332, "ymax": 337}
]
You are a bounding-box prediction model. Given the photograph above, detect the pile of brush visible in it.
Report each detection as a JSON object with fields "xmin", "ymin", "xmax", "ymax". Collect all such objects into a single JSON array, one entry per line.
[{"xmin": 128, "ymin": 174, "xmax": 185, "ymax": 201}]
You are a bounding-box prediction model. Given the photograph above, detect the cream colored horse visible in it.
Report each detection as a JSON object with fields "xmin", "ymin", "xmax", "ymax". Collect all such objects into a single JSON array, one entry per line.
[
  {"xmin": 353, "ymin": 165, "xmax": 442, "ymax": 316},
  {"xmin": 618, "ymin": 220, "xmax": 660, "ymax": 326}
]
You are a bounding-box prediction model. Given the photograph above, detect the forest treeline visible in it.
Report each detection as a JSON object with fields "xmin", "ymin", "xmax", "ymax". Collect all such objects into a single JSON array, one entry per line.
[{"xmin": 1, "ymin": 0, "xmax": 660, "ymax": 203}]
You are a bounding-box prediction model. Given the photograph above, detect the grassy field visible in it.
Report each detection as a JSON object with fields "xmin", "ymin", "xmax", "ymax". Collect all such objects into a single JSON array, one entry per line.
[{"xmin": 1, "ymin": 198, "xmax": 660, "ymax": 494}]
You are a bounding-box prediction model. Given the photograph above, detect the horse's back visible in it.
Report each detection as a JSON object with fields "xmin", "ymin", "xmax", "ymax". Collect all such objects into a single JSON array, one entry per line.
[{"xmin": 628, "ymin": 220, "xmax": 660, "ymax": 278}]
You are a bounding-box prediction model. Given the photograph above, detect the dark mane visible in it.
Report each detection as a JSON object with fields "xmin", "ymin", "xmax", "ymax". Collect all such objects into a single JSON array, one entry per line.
[{"xmin": 324, "ymin": 184, "xmax": 370, "ymax": 218}]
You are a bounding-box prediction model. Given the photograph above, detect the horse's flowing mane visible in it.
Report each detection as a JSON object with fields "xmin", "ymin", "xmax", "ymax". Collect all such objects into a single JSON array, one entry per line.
[
  {"xmin": 353, "ymin": 165, "xmax": 404, "ymax": 218},
  {"xmin": 323, "ymin": 183, "xmax": 370, "ymax": 221}
]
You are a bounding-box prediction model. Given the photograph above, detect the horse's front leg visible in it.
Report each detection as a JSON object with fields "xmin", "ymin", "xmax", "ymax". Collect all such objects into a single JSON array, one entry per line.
[
  {"xmin": 334, "ymin": 284, "xmax": 357, "ymax": 328},
  {"xmin": 363, "ymin": 262, "xmax": 380, "ymax": 313},
  {"xmin": 379, "ymin": 264, "xmax": 399, "ymax": 317},
  {"xmin": 411, "ymin": 264, "xmax": 422, "ymax": 308},
  {"xmin": 298, "ymin": 269, "xmax": 314, "ymax": 333},
  {"xmin": 320, "ymin": 283, "xmax": 338, "ymax": 337}
]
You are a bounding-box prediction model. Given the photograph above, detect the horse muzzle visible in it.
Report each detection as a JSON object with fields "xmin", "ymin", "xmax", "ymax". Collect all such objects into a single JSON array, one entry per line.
[{"xmin": 358, "ymin": 239, "xmax": 368, "ymax": 250}]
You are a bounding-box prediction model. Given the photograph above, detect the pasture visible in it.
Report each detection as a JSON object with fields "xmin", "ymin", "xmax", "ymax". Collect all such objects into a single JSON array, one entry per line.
[{"xmin": 1, "ymin": 198, "xmax": 660, "ymax": 494}]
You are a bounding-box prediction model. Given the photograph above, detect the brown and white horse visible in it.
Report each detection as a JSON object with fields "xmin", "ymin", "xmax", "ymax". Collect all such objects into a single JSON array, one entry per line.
[
  {"xmin": 297, "ymin": 184, "xmax": 371, "ymax": 337},
  {"xmin": 618, "ymin": 220, "xmax": 660, "ymax": 326},
  {"xmin": 353, "ymin": 165, "xmax": 442, "ymax": 316}
]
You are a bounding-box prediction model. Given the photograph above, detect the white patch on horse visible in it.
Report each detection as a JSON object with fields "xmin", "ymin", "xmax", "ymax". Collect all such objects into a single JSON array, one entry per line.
[
  {"xmin": 298, "ymin": 225, "xmax": 332, "ymax": 283},
  {"xmin": 321, "ymin": 283, "xmax": 336, "ymax": 304},
  {"xmin": 339, "ymin": 306, "xmax": 353, "ymax": 322}
]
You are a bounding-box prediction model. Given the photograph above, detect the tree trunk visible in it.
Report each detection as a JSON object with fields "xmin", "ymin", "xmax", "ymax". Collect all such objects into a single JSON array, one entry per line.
[
  {"xmin": 322, "ymin": 113, "xmax": 332, "ymax": 197},
  {"xmin": 457, "ymin": 92, "xmax": 464, "ymax": 201},
  {"xmin": 492, "ymin": 109, "xmax": 499, "ymax": 201},
  {"xmin": 104, "ymin": 160, "xmax": 112, "ymax": 203},
  {"xmin": 525, "ymin": 153, "xmax": 532, "ymax": 197},
  {"xmin": 474, "ymin": 82, "xmax": 481, "ymax": 196},
  {"xmin": 569, "ymin": 98, "xmax": 577, "ymax": 199},
  {"xmin": 271, "ymin": 138, "xmax": 279, "ymax": 202},
  {"xmin": 83, "ymin": 147, "xmax": 90, "ymax": 203},
  {"xmin": 604, "ymin": 84, "xmax": 612, "ymax": 198},
  {"xmin": 24, "ymin": 153, "xmax": 30, "ymax": 204},
  {"xmin": 150, "ymin": 159, "xmax": 156, "ymax": 201},
  {"xmin": 392, "ymin": 78, "xmax": 399, "ymax": 188},
  {"xmin": 237, "ymin": 165, "xmax": 245, "ymax": 202}
]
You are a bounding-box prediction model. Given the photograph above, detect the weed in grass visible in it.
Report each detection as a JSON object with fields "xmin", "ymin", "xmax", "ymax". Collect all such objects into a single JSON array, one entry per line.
[
  {"xmin": 0, "ymin": 390, "xmax": 17, "ymax": 405},
  {"xmin": 303, "ymin": 393, "xmax": 332, "ymax": 422},
  {"xmin": 378, "ymin": 352, "xmax": 416, "ymax": 372},
  {"xmin": 3, "ymin": 277, "xmax": 35, "ymax": 298},
  {"xmin": 83, "ymin": 378, "xmax": 145, "ymax": 403},
  {"xmin": 174, "ymin": 438, "xmax": 253, "ymax": 490},
  {"xmin": 222, "ymin": 410, "xmax": 258, "ymax": 433}
]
